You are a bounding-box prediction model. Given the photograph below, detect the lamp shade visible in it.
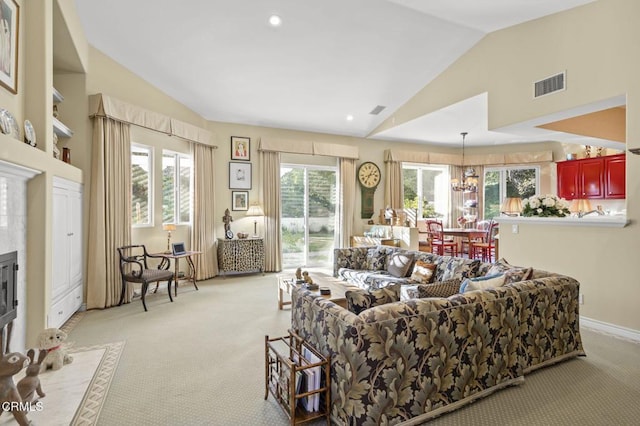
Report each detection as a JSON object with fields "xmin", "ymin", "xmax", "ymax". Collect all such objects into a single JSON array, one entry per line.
[
  {"xmin": 163, "ymin": 224, "xmax": 176, "ymax": 232},
  {"xmin": 501, "ymin": 197, "xmax": 523, "ymax": 215},
  {"xmin": 246, "ymin": 204, "xmax": 265, "ymax": 217},
  {"xmin": 570, "ymin": 199, "xmax": 592, "ymax": 213}
]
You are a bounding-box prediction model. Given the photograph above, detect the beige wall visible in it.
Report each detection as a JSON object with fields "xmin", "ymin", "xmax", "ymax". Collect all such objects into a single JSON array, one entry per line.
[
  {"xmin": 41, "ymin": 0, "xmax": 640, "ymax": 337},
  {"xmin": 378, "ymin": 0, "xmax": 640, "ymax": 331}
]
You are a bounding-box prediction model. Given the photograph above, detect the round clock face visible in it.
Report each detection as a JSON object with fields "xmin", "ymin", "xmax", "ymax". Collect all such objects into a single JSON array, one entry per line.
[
  {"xmin": 357, "ymin": 161, "xmax": 381, "ymax": 189},
  {"xmin": 226, "ymin": 230, "xmax": 234, "ymax": 239}
]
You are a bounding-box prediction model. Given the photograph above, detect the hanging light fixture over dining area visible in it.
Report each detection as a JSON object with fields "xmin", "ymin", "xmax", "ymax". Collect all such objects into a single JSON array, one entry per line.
[{"xmin": 451, "ymin": 132, "xmax": 479, "ymax": 192}]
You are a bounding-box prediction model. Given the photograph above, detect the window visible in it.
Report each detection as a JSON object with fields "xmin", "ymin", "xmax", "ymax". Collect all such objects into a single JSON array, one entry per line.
[
  {"xmin": 163, "ymin": 151, "xmax": 193, "ymax": 224},
  {"xmin": 403, "ymin": 164, "xmax": 449, "ymax": 219},
  {"xmin": 281, "ymin": 165, "xmax": 337, "ymax": 269},
  {"xmin": 484, "ymin": 166, "xmax": 539, "ymax": 219},
  {"xmin": 131, "ymin": 144, "xmax": 152, "ymax": 226}
]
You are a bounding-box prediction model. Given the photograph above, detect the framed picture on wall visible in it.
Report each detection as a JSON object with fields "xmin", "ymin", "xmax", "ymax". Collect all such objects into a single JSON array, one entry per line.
[
  {"xmin": 231, "ymin": 191, "xmax": 249, "ymax": 211},
  {"xmin": 231, "ymin": 136, "xmax": 250, "ymax": 161},
  {"xmin": 0, "ymin": 0, "xmax": 19, "ymax": 94},
  {"xmin": 229, "ymin": 162, "xmax": 252, "ymax": 189}
]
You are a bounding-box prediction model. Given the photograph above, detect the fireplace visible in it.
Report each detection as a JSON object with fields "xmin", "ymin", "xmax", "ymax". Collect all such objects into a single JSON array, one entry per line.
[{"xmin": 0, "ymin": 251, "xmax": 17, "ymax": 353}]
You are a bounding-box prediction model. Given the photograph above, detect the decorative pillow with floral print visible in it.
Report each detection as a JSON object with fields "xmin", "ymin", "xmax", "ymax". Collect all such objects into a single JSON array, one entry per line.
[
  {"xmin": 409, "ymin": 260, "xmax": 437, "ymax": 283},
  {"xmin": 439, "ymin": 258, "xmax": 481, "ymax": 281},
  {"xmin": 345, "ymin": 283, "xmax": 401, "ymax": 315},
  {"xmin": 365, "ymin": 247, "xmax": 390, "ymax": 271}
]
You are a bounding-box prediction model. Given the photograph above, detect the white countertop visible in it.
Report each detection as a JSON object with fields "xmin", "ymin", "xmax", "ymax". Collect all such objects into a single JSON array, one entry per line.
[{"xmin": 495, "ymin": 215, "xmax": 629, "ymax": 228}]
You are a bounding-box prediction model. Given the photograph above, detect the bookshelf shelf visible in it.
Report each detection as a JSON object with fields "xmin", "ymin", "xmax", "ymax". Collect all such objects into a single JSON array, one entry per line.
[{"xmin": 265, "ymin": 331, "xmax": 330, "ymax": 425}]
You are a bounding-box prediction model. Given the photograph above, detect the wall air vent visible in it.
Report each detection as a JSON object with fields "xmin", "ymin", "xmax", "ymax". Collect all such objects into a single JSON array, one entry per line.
[
  {"xmin": 534, "ymin": 71, "xmax": 566, "ymax": 98},
  {"xmin": 369, "ymin": 105, "xmax": 386, "ymax": 115}
]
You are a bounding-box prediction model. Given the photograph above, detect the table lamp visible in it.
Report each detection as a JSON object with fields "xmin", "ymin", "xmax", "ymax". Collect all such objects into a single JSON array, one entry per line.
[
  {"xmin": 163, "ymin": 224, "xmax": 176, "ymax": 253},
  {"xmin": 500, "ymin": 197, "xmax": 523, "ymax": 216},
  {"xmin": 246, "ymin": 204, "xmax": 265, "ymax": 238}
]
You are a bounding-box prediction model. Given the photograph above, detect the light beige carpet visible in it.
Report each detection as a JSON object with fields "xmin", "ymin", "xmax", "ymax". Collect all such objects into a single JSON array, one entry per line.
[{"xmin": 62, "ymin": 272, "xmax": 640, "ymax": 425}]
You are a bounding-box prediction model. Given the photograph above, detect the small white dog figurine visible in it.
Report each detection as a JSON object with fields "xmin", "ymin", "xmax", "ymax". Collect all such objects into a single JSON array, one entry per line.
[{"xmin": 37, "ymin": 328, "xmax": 73, "ymax": 372}]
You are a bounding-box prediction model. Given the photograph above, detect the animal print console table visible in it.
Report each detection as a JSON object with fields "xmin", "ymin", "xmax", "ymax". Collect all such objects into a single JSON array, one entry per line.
[{"xmin": 217, "ymin": 238, "xmax": 265, "ymax": 277}]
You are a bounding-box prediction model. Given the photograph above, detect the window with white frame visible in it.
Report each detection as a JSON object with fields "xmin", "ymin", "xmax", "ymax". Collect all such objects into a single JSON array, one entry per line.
[
  {"xmin": 484, "ymin": 166, "xmax": 539, "ymax": 219},
  {"xmin": 162, "ymin": 151, "xmax": 192, "ymax": 225},
  {"xmin": 402, "ymin": 163, "xmax": 449, "ymax": 219},
  {"xmin": 131, "ymin": 144, "xmax": 152, "ymax": 226}
]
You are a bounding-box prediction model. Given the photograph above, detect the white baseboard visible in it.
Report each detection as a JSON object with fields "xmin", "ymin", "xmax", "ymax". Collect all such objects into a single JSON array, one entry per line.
[{"xmin": 581, "ymin": 316, "xmax": 640, "ymax": 343}]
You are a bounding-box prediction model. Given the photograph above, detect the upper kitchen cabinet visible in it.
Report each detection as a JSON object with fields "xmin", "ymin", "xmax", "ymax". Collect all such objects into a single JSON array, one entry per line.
[{"xmin": 557, "ymin": 154, "xmax": 625, "ymax": 200}]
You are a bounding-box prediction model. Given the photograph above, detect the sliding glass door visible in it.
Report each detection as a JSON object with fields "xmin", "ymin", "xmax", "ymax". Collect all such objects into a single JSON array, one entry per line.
[{"xmin": 281, "ymin": 165, "xmax": 337, "ymax": 269}]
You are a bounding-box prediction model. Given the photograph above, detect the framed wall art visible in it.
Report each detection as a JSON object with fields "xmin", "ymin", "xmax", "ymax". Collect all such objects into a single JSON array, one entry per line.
[
  {"xmin": 229, "ymin": 161, "xmax": 252, "ymax": 189},
  {"xmin": 231, "ymin": 191, "xmax": 249, "ymax": 211},
  {"xmin": 0, "ymin": 0, "xmax": 19, "ymax": 94},
  {"xmin": 231, "ymin": 136, "xmax": 250, "ymax": 161}
]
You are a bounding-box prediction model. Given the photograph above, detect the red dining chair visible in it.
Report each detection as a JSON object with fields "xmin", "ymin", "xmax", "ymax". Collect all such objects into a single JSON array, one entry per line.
[
  {"xmin": 427, "ymin": 220, "xmax": 458, "ymax": 257},
  {"xmin": 470, "ymin": 221, "xmax": 499, "ymax": 262}
]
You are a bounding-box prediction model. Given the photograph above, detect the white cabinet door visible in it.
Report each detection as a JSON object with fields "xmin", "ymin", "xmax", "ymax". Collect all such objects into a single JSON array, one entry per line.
[
  {"xmin": 51, "ymin": 178, "xmax": 83, "ymax": 327},
  {"xmin": 52, "ymin": 186, "xmax": 70, "ymax": 300},
  {"xmin": 69, "ymin": 189, "xmax": 83, "ymax": 287}
]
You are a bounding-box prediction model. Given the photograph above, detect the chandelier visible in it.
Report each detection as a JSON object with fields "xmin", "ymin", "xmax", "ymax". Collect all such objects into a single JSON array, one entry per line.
[{"xmin": 451, "ymin": 132, "xmax": 479, "ymax": 192}]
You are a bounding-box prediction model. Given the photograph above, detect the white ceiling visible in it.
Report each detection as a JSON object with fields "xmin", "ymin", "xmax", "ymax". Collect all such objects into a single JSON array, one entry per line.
[{"xmin": 75, "ymin": 0, "xmax": 597, "ymax": 146}]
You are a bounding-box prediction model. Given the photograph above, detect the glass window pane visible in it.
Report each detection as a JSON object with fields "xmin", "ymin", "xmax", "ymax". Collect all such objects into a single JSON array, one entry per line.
[
  {"xmin": 421, "ymin": 169, "xmax": 443, "ymax": 218},
  {"xmin": 403, "ymin": 168, "xmax": 418, "ymax": 210},
  {"xmin": 484, "ymin": 170, "xmax": 500, "ymax": 219},
  {"xmin": 506, "ymin": 169, "xmax": 536, "ymax": 198},
  {"xmin": 281, "ymin": 167, "xmax": 305, "ymax": 268},
  {"xmin": 308, "ymin": 169, "xmax": 336, "ymax": 267},
  {"xmin": 162, "ymin": 154, "xmax": 176, "ymax": 223},
  {"xmin": 131, "ymin": 145, "xmax": 151, "ymax": 225},
  {"xmin": 178, "ymin": 156, "xmax": 192, "ymax": 223}
]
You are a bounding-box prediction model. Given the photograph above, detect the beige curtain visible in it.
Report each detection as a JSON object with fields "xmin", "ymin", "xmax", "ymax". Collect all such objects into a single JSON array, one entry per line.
[
  {"xmin": 384, "ymin": 154, "xmax": 403, "ymax": 209},
  {"xmin": 339, "ymin": 158, "xmax": 356, "ymax": 248},
  {"xmin": 261, "ymin": 150, "xmax": 282, "ymax": 272},
  {"xmin": 86, "ymin": 118, "xmax": 132, "ymax": 309},
  {"xmin": 191, "ymin": 143, "xmax": 218, "ymax": 279}
]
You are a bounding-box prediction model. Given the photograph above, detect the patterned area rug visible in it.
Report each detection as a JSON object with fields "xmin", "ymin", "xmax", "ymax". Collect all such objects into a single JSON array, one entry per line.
[{"xmin": 0, "ymin": 313, "xmax": 123, "ymax": 426}]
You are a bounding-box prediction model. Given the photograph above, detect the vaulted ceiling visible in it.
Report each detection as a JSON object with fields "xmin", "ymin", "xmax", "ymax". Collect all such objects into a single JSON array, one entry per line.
[{"xmin": 75, "ymin": 0, "xmax": 600, "ymax": 146}]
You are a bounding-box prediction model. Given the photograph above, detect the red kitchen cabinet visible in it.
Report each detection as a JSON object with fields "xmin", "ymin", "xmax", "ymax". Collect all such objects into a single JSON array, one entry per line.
[
  {"xmin": 604, "ymin": 154, "xmax": 626, "ymax": 198},
  {"xmin": 556, "ymin": 154, "xmax": 625, "ymax": 200},
  {"xmin": 557, "ymin": 161, "xmax": 579, "ymax": 199}
]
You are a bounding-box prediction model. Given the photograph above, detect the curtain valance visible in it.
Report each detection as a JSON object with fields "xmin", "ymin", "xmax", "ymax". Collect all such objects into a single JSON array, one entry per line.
[
  {"xmin": 385, "ymin": 149, "xmax": 552, "ymax": 166},
  {"xmin": 89, "ymin": 94, "xmax": 214, "ymax": 145},
  {"xmin": 258, "ymin": 137, "xmax": 359, "ymax": 159}
]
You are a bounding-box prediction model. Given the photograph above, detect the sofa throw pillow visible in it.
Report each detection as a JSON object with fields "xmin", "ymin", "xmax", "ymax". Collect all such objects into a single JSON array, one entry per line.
[
  {"xmin": 439, "ymin": 258, "xmax": 481, "ymax": 282},
  {"xmin": 416, "ymin": 278, "xmax": 461, "ymax": 298},
  {"xmin": 410, "ymin": 260, "xmax": 437, "ymax": 284},
  {"xmin": 387, "ymin": 252, "xmax": 415, "ymax": 278},
  {"xmin": 345, "ymin": 284, "xmax": 401, "ymax": 315},
  {"xmin": 460, "ymin": 273, "xmax": 506, "ymax": 293},
  {"xmin": 365, "ymin": 247, "xmax": 388, "ymax": 271},
  {"xmin": 485, "ymin": 258, "xmax": 518, "ymax": 276},
  {"xmin": 503, "ymin": 266, "xmax": 534, "ymax": 284}
]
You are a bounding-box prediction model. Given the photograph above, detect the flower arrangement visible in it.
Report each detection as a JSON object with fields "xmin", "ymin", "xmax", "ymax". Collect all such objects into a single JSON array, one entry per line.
[{"xmin": 521, "ymin": 194, "xmax": 571, "ymax": 217}]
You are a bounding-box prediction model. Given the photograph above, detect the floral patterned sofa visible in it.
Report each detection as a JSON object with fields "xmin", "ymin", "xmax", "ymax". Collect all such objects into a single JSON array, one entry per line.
[{"xmin": 292, "ymin": 249, "xmax": 585, "ymax": 425}]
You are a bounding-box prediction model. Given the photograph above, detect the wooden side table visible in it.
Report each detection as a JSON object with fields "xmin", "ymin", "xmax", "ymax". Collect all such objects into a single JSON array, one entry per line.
[
  {"xmin": 217, "ymin": 238, "xmax": 265, "ymax": 276},
  {"xmin": 155, "ymin": 251, "xmax": 201, "ymax": 296}
]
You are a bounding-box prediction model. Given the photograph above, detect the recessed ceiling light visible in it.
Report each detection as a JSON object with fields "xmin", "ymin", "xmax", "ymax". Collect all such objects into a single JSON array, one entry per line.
[
  {"xmin": 269, "ymin": 15, "xmax": 282, "ymax": 27},
  {"xmin": 346, "ymin": 115, "xmax": 354, "ymax": 121}
]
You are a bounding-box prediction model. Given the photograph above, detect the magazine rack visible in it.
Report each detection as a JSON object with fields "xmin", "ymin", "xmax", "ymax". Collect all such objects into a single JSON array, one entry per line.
[{"xmin": 265, "ymin": 330, "xmax": 330, "ymax": 425}]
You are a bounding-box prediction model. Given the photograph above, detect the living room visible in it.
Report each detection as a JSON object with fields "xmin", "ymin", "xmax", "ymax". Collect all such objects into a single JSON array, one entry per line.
[{"xmin": 0, "ymin": 0, "xmax": 638, "ymax": 424}]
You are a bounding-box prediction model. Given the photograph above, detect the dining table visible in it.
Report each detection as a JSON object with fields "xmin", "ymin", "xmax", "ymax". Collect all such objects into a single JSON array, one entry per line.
[{"xmin": 441, "ymin": 228, "xmax": 488, "ymax": 257}]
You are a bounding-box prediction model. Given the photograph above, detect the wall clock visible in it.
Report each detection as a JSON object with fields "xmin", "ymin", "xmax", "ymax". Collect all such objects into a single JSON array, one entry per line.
[{"xmin": 357, "ymin": 161, "xmax": 381, "ymax": 218}]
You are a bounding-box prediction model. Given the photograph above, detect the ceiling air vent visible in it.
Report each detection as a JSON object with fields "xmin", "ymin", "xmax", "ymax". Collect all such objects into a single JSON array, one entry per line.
[
  {"xmin": 534, "ymin": 71, "xmax": 566, "ymax": 98},
  {"xmin": 369, "ymin": 105, "xmax": 386, "ymax": 115}
]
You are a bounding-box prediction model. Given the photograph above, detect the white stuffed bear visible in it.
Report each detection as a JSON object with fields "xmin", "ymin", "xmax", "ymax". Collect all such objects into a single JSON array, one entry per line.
[{"xmin": 37, "ymin": 328, "xmax": 73, "ymax": 372}]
